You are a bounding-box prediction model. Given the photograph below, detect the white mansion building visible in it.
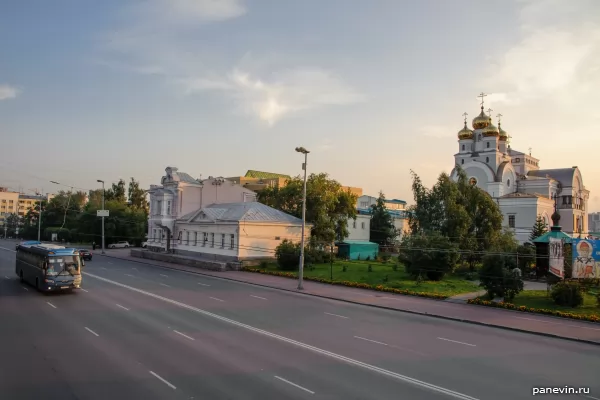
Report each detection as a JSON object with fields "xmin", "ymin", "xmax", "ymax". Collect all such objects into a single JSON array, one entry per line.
[{"xmin": 450, "ymin": 99, "xmax": 589, "ymax": 243}]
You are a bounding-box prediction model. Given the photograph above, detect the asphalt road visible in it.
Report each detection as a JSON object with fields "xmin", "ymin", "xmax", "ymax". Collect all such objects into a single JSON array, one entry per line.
[{"xmin": 1, "ymin": 242, "xmax": 599, "ymax": 400}]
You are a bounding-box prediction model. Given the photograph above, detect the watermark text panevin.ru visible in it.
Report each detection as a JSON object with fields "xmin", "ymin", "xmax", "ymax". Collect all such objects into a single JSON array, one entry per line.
[{"xmin": 532, "ymin": 387, "xmax": 591, "ymax": 396}]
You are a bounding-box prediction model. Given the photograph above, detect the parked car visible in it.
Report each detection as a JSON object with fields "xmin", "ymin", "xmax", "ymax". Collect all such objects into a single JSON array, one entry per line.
[
  {"xmin": 108, "ymin": 241, "xmax": 130, "ymax": 249},
  {"xmin": 141, "ymin": 241, "xmax": 148, "ymax": 248},
  {"xmin": 78, "ymin": 249, "xmax": 92, "ymax": 261}
]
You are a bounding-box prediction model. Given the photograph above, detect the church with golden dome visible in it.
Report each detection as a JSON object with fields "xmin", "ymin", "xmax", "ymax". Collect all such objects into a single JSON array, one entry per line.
[{"xmin": 450, "ymin": 93, "xmax": 590, "ymax": 243}]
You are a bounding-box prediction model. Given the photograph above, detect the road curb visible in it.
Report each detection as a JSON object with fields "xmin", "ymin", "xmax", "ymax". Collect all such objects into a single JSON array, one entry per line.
[{"xmin": 95, "ymin": 252, "xmax": 600, "ymax": 347}]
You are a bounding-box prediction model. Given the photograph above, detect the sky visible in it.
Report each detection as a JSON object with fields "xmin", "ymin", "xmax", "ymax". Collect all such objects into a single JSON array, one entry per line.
[{"xmin": 1, "ymin": 0, "xmax": 599, "ymax": 209}]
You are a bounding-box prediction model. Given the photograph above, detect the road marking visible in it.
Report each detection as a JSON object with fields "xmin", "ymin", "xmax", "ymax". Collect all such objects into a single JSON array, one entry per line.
[
  {"xmin": 325, "ymin": 312, "xmax": 349, "ymax": 319},
  {"xmin": 100, "ymin": 267, "xmax": 107, "ymax": 270},
  {"xmin": 125, "ymin": 274, "xmax": 135, "ymax": 277},
  {"xmin": 85, "ymin": 327, "xmax": 99, "ymax": 337},
  {"xmin": 197, "ymin": 282, "xmax": 211, "ymax": 286},
  {"xmin": 0, "ymin": 246, "xmax": 16, "ymax": 252},
  {"xmin": 4, "ymin": 275, "xmax": 9, "ymax": 279},
  {"xmin": 437, "ymin": 337, "xmax": 476, "ymax": 347},
  {"xmin": 173, "ymin": 330, "xmax": 195, "ymax": 341},
  {"xmin": 250, "ymin": 295, "xmax": 268, "ymax": 300},
  {"xmin": 160, "ymin": 283, "xmax": 171, "ymax": 288},
  {"xmin": 354, "ymin": 336, "xmax": 388, "ymax": 346},
  {"xmin": 515, "ymin": 316, "xmax": 562, "ymax": 325},
  {"xmin": 274, "ymin": 376, "xmax": 315, "ymax": 395},
  {"xmin": 583, "ymin": 395, "xmax": 600, "ymax": 400},
  {"xmin": 160, "ymin": 274, "xmax": 168, "ymax": 278},
  {"xmin": 80, "ymin": 288, "xmax": 89, "ymax": 292},
  {"xmin": 21, "ymin": 286, "xmax": 29, "ymax": 291},
  {"xmin": 132, "ymin": 267, "xmax": 138, "ymax": 270},
  {"xmin": 150, "ymin": 371, "xmax": 176, "ymax": 390},
  {"xmin": 46, "ymin": 302, "xmax": 57, "ymax": 309},
  {"xmin": 83, "ymin": 272, "xmax": 480, "ymax": 400},
  {"xmin": 116, "ymin": 304, "xmax": 130, "ymax": 311},
  {"xmin": 210, "ymin": 296, "xmax": 225, "ymax": 302},
  {"xmin": 108, "ymin": 262, "xmax": 113, "ymax": 265},
  {"xmin": 565, "ymin": 324, "xmax": 600, "ymax": 331}
]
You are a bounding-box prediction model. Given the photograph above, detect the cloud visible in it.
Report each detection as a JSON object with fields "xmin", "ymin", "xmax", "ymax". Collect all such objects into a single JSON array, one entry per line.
[
  {"xmin": 420, "ymin": 125, "xmax": 454, "ymax": 139},
  {"xmin": 486, "ymin": 0, "xmax": 600, "ymax": 110},
  {"xmin": 0, "ymin": 84, "xmax": 19, "ymax": 100},
  {"xmin": 101, "ymin": 0, "xmax": 361, "ymax": 125},
  {"xmin": 316, "ymin": 139, "xmax": 333, "ymax": 152}
]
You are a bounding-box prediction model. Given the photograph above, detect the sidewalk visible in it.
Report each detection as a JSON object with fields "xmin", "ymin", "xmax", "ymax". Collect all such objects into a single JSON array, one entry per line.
[{"xmin": 97, "ymin": 250, "xmax": 599, "ymax": 346}]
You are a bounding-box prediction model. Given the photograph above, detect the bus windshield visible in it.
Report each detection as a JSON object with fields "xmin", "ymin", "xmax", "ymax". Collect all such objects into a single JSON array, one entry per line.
[{"xmin": 46, "ymin": 256, "xmax": 81, "ymax": 277}]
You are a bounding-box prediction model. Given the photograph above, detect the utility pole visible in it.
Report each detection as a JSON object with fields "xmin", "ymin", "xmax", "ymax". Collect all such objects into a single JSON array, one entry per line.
[
  {"xmin": 97, "ymin": 180, "xmax": 105, "ymax": 254},
  {"xmin": 295, "ymin": 146, "xmax": 310, "ymax": 290},
  {"xmin": 37, "ymin": 189, "xmax": 43, "ymax": 241}
]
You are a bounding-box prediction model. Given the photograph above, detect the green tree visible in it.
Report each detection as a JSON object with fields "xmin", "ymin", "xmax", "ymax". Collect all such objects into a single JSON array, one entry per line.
[
  {"xmin": 105, "ymin": 179, "xmax": 127, "ymax": 203},
  {"xmin": 529, "ymin": 215, "xmax": 548, "ymax": 242},
  {"xmin": 370, "ymin": 191, "xmax": 397, "ymax": 245},
  {"xmin": 398, "ymin": 232, "xmax": 460, "ymax": 280},
  {"xmin": 257, "ymin": 173, "xmax": 358, "ymax": 243},
  {"xmin": 128, "ymin": 177, "xmax": 148, "ymax": 212},
  {"xmin": 5, "ymin": 213, "xmax": 20, "ymax": 237},
  {"xmin": 479, "ymin": 254, "xmax": 524, "ymax": 301}
]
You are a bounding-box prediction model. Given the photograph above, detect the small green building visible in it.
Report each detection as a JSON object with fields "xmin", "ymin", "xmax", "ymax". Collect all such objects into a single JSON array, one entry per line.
[
  {"xmin": 336, "ymin": 240, "xmax": 379, "ymax": 260},
  {"xmin": 532, "ymin": 208, "xmax": 572, "ymax": 279}
]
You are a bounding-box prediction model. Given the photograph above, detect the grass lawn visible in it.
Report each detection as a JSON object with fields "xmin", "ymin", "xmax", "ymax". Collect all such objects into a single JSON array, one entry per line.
[
  {"xmin": 511, "ymin": 290, "xmax": 600, "ymax": 317},
  {"xmin": 259, "ymin": 261, "xmax": 479, "ymax": 297}
]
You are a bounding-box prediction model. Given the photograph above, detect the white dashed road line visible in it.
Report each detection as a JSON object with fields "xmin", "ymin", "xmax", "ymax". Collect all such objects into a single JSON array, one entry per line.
[
  {"xmin": 83, "ymin": 272, "xmax": 481, "ymax": 400},
  {"xmin": 437, "ymin": 337, "xmax": 476, "ymax": 347},
  {"xmin": 197, "ymin": 282, "xmax": 210, "ymax": 286},
  {"xmin": 210, "ymin": 297, "xmax": 225, "ymax": 302},
  {"xmin": 324, "ymin": 312, "xmax": 349, "ymax": 319},
  {"xmin": 46, "ymin": 302, "xmax": 57, "ymax": 309},
  {"xmin": 85, "ymin": 327, "xmax": 99, "ymax": 337},
  {"xmin": 274, "ymin": 376, "xmax": 315, "ymax": 395},
  {"xmin": 125, "ymin": 274, "xmax": 134, "ymax": 277},
  {"xmin": 250, "ymin": 295, "xmax": 268, "ymax": 300},
  {"xmin": 116, "ymin": 304, "xmax": 130, "ymax": 311},
  {"xmin": 149, "ymin": 371, "xmax": 176, "ymax": 390},
  {"xmin": 21, "ymin": 286, "xmax": 29, "ymax": 291},
  {"xmin": 160, "ymin": 283, "xmax": 171, "ymax": 288},
  {"xmin": 160, "ymin": 274, "xmax": 168, "ymax": 278},
  {"xmin": 80, "ymin": 288, "xmax": 89, "ymax": 292},
  {"xmin": 354, "ymin": 336, "xmax": 388, "ymax": 346},
  {"xmin": 173, "ymin": 330, "xmax": 195, "ymax": 341}
]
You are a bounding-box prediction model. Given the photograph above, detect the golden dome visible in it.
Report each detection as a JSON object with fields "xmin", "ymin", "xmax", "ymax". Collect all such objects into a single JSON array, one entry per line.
[
  {"xmin": 458, "ymin": 121, "xmax": 474, "ymax": 140},
  {"xmin": 472, "ymin": 107, "xmax": 490, "ymax": 130},
  {"xmin": 498, "ymin": 122, "xmax": 508, "ymax": 141},
  {"xmin": 482, "ymin": 117, "xmax": 499, "ymax": 137}
]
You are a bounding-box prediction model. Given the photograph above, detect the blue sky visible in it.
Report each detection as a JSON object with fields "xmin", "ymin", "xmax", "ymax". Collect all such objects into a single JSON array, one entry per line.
[{"xmin": 1, "ymin": 0, "xmax": 600, "ymax": 209}]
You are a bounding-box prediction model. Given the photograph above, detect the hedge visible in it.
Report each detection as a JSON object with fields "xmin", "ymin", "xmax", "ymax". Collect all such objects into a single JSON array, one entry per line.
[
  {"xmin": 467, "ymin": 298, "xmax": 600, "ymax": 324},
  {"xmin": 241, "ymin": 267, "xmax": 448, "ymax": 300}
]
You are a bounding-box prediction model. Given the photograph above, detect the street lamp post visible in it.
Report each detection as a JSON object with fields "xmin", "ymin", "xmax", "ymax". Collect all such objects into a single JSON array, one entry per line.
[
  {"xmin": 37, "ymin": 190, "xmax": 43, "ymax": 242},
  {"xmin": 295, "ymin": 146, "xmax": 310, "ymax": 290},
  {"xmin": 97, "ymin": 180, "xmax": 106, "ymax": 254}
]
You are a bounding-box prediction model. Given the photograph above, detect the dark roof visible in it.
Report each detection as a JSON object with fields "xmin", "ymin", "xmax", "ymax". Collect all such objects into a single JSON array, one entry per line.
[
  {"xmin": 244, "ymin": 170, "xmax": 291, "ymax": 180},
  {"xmin": 386, "ymin": 199, "xmax": 407, "ymax": 204},
  {"xmin": 528, "ymin": 168, "xmax": 576, "ymax": 185},
  {"xmin": 532, "ymin": 229, "xmax": 573, "ymax": 244}
]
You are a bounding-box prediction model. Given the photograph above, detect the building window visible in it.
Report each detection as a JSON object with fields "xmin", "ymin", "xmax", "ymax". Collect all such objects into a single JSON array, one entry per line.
[
  {"xmin": 507, "ymin": 179, "xmax": 510, "ymax": 187},
  {"xmin": 221, "ymin": 234, "xmax": 225, "ymax": 248},
  {"xmin": 194, "ymin": 232, "xmax": 198, "ymax": 246},
  {"xmin": 230, "ymin": 234, "xmax": 235, "ymax": 249},
  {"xmin": 203, "ymin": 232, "xmax": 208, "ymax": 246},
  {"xmin": 508, "ymin": 215, "xmax": 515, "ymax": 228},
  {"xmin": 156, "ymin": 200, "xmax": 162, "ymax": 215},
  {"xmin": 211, "ymin": 233, "xmax": 215, "ymax": 247},
  {"xmin": 462, "ymin": 144, "xmax": 465, "ymax": 151},
  {"xmin": 360, "ymin": 201, "xmax": 368, "ymax": 208},
  {"xmin": 461, "ymin": 159, "xmax": 464, "ymax": 165},
  {"xmin": 352, "ymin": 221, "xmax": 356, "ymax": 229},
  {"xmin": 486, "ymin": 157, "xmax": 489, "ymax": 162},
  {"xmin": 167, "ymin": 201, "xmax": 171, "ymax": 215},
  {"xmin": 361, "ymin": 222, "xmax": 365, "ymax": 229},
  {"xmin": 180, "ymin": 193, "xmax": 183, "ymax": 212}
]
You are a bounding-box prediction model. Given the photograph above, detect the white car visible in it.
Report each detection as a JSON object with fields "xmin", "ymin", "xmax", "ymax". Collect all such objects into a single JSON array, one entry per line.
[
  {"xmin": 108, "ymin": 241, "xmax": 130, "ymax": 249},
  {"xmin": 141, "ymin": 241, "xmax": 148, "ymax": 248}
]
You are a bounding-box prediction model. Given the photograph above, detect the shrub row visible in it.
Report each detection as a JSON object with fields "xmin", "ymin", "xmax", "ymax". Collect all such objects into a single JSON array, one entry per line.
[
  {"xmin": 241, "ymin": 267, "xmax": 448, "ymax": 300},
  {"xmin": 467, "ymin": 298, "xmax": 600, "ymax": 324}
]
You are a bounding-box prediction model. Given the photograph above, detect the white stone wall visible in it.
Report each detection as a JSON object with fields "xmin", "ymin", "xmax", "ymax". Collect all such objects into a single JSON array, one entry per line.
[{"xmin": 346, "ymin": 214, "xmax": 371, "ymax": 241}]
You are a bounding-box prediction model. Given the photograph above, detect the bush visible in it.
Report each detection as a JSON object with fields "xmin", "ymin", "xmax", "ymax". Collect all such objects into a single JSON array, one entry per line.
[
  {"xmin": 479, "ymin": 254, "xmax": 524, "ymax": 301},
  {"xmin": 550, "ymin": 281, "xmax": 584, "ymax": 307},
  {"xmin": 398, "ymin": 232, "xmax": 459, "ymax": 281},
  {"xmin": 275, "ymin": 239, "xmax": 300, "ymax": 271}
]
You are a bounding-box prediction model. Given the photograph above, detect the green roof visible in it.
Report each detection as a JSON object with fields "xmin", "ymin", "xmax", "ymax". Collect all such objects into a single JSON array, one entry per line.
[
  {"xmin": 244, "ymin": 170, "xmax": 291, "ymax": 180},
  {"xmin": 532, "ymin": 228, "xmax": 573, "ymax": 244}
]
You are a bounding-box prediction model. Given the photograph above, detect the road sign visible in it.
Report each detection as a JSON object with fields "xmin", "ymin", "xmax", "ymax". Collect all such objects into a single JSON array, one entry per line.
[{"xmin": 97, "ymin": 210, "xmax": 109, "ymax": 217}]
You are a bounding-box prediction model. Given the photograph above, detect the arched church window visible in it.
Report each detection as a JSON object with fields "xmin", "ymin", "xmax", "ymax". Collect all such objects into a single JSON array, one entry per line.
[
  {"xmin": 507, "ymin": 179, "xmax": 511, "ymax": 187},
  {"xmin": 487, "ymin": 142, "xmax": 490, "ymax": 148},
  {"xmin": 469, "ymin": 177, "xmax": 477, "ymax": 186},
  {"xmin": 486, "ymin": 157, "xmax": 489, "ymax": 163},
  {"xmin": 478, "ymin": 134, "xmax": 482, "ymax": 141},
  {"xmin": 461, "ymin": 159, "xmax": 464, "ymax": 165},
  {"xmin": 462, "ymin": 144, "xmax": 465, "ymax": 151}
]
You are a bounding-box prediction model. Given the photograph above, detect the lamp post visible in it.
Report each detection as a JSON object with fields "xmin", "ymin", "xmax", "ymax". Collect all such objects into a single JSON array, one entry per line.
[
  {"xmin": 97, "ymin": 180, "xmax": 105, "ymax": 254},
  {"xmin": 36, "ymin": 190, "xmax": 43, "ymax": 241},
  {"xmin": 295, "ymin": 146, "xmax": 310, "ymax": 290},
  {"xmin": 212, "ymin": 177, "xmax": 225, "ymax": 202}
]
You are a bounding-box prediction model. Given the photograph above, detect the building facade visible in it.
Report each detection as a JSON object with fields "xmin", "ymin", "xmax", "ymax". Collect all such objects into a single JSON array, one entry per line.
[
  {"xmin": 588, "ymin": 212, "xmax": 600, "ymax": 234},
  {"xmin": 147, "ymin": 167, "xmax": 258, "ymax": 244},
  {"xmin": 356, "ymin": 194, "xmax": 410, "ymax": 240},
  {"xmin": 0, "ymin": 188, "xmax": 19, "ymax": 227},
  {"xmin": 450, "ymin": 97, "xmax": 590, "ymax": 243}
]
